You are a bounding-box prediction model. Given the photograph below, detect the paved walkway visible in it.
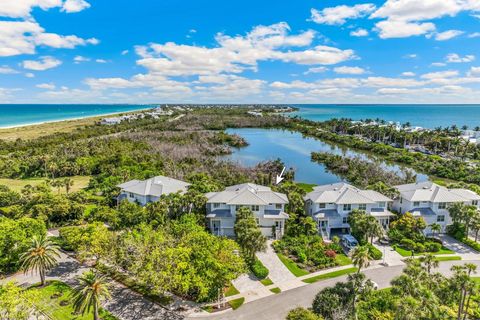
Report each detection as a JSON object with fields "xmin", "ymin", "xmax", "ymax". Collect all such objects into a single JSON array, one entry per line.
[
  {"xmin": 256, "ymin": 242, "xmax": 297, "ymax": 285},
  {"xmin": 2, "ymin": 251, "xmax": 183, "ymax": 320},
  {"xmin": 232, "ymin": 274, "xmax": 265, "ymax": 293},
  {"xmin": 373, "ymin": 243, "xmax": 405, "ymax": 266}
]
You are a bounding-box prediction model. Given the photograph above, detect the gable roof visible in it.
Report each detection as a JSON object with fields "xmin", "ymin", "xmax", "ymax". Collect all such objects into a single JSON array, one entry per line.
[
  {"xmin": 206, "ymin": 183, "xmax": 288, "ymax": 205},
  {"xmin": 305, "ymin": 182, "xmax": 392, "ymax": 204},
  {"xmin": 117, "ymin": 176, "xmax": 190, "ymax": 197},
  {"xmin": 395, "ymin": 181, "xmax": 480, "ymax": 202}
]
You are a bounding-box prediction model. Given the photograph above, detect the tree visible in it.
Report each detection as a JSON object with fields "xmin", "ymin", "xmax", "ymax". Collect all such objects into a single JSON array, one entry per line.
[
  {"xmin": 351, "ymin": 245, "xmax": 370, "ymax": 273},
  {"xmin": 419, "ymin": 253, "xmax": 438, "ymax": 275},
  {"xmin": 286, "ymin": 307, "xmax": 324, "ymax": 320},
  {"xmin": 430, "ymin": 223, "xmax": 441, "ymax": 238},
  {"xmin": 312, "ymin": 282, "xmax": 353, "ymax": 320},
  {"xmin": 63, "ymin": 178, "xmax": 74, "ymax": 194},
  {"xmin": 71, "ymin": 270, "xmax": 111, "ymax": 320},
  {"xmin": 348, "ymin": 272, "xmax": 374, "ymax": 320},
  {"xmin": 234, "ymin": 206, "xmax": 267, "ymax": 262},
  {"xmin": 0, "ymin": 282, "xmax": 40, "ymax": 320},
  {"xmin": 20, "ymin": 234, "xmax": 60, "ymax": 286}
]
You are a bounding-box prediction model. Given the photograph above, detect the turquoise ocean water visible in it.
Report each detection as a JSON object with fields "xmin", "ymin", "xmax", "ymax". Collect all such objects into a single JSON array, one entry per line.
[
  {"xmin": 0, "ymin": 104, "xmax": 151, "ymax": 128},
  {"xmin": 1, "ymin": 104, "xmax": 480, "ymax": 129}
]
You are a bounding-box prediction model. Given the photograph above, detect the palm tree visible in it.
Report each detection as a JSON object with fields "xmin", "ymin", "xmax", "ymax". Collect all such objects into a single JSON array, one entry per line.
[
  {"xmin": 63, "ymin": 177, "xmax": 74, "ymax": 194},
  {"xmin": 419, "ymin": 253, "xmax": 439, "ymax": 275},
  {"xmin": 20, "ymin": 235, "xmax": 60, "ymax": 286},
  {"xmin": 71, "ymin": 270, "xmax": 111, "ymax": 320},
  {"xmin": 351, "ymin": 245, "xmax": 370, "ymax": 273},
  {"xmin": 430, "ymin": 223, "xmax": 441, "ymax": 238}
]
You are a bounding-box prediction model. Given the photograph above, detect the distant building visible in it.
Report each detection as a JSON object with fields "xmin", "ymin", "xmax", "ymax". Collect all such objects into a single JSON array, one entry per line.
[
  {"xmin": 100, "ymin": 117, "xmax": 123, "ymax": 125},
  {"xmin": 392, "ymin": 181, "xmax": 480, "ymax": 233},
  {"xmin": 206, "ymin": 183, "xmax": 289, "ymax": 239},
  {"xmin": 117, "ymin": 176, "xmax": 190, "ymax": 206},
  {"xmin": 304, "ymin": 183, "xmax": 394, "ymax": 239}
]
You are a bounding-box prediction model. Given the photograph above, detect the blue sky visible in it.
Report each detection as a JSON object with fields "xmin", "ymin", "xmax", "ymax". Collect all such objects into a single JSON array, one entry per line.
[{"xmin": 1, "ymin": 0, "xmax": 480, "ymax": 104}]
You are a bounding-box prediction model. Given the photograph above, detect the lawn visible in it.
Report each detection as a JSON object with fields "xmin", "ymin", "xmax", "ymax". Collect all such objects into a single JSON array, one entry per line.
[
  {"xmin": 393, "ymin": 245, "xmax": 454, "ymax": 257},
  {"xmin": 335, "ymin": 254, "xmax": 352, "ymax": 266},
  {"xmin": 228, "ymin": 297, "xmax": 245, "ymax": 310},
  {"xmin": 434, "ymin": 256, "xmax": 462, "ymax": 261},
  {"xmin": 302, "ymin": 267, "xmax": 358, "ymax": 284},
  {"xmin": 260, "ymin": 277, "xmax": 274, "ymax": 286},
  {"xmin": 270, "ymin": 287, "xmax": 281, "ymax": 294},
  {"xmin": 295, "ymin": 182, "xmax": 316, "ymax": 193},
  {"xmin": 277, "ymin": 253, "xmax": 309, "ymax": 277},
  {"xmin": 225, "ymin": 283, "xmax": 240, "ymax": 297},
  {"xmin": 0, "ymin": 176, "xmax": 91, "ymax": 193},
  {"xmin": 29, "ymin": 281, "xmax": 117, "ymax": 320}
]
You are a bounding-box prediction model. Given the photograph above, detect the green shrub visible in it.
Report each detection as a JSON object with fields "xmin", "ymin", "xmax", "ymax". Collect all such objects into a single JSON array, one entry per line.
[
  {"xmin": 414, "ymin": 243, "xmax": 425, "ymax": 253},
  {"xmin": 425, "ymin": 242, "xmax": 441, "ymax": 252},
  {"xmin": 366, "ymin": 244, "xmax": 382, "ymax": 260},
  {"xmin": 400, "ymin": 238, "xmax": 416, "ymax": 251},
  {"xmin": 250, "ymin": 258, "xmax": 269, "ymax": 280}
]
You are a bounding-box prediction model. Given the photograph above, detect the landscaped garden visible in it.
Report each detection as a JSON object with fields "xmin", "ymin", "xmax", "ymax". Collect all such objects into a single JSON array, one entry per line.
[
  {"xmin": 273, "ymin": 234, "xmax": 352, "ymax": 275},
  {"xmin": 29, "ymin": 281, "xmax": 117, "ymax": 320}
]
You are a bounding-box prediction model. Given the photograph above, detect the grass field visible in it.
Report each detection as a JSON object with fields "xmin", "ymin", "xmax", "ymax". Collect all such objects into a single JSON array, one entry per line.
[
  {"xmin": 335, "ymin": 254, "xmax": 352, "ymax": 266},
  {"xmin": 276, "ymin": 253, "xmax": 310, "ymax": 277},
  {"xmin": 228, "ymin": 297, "xmax": 245, "ymax": 310},
  {"xmin": 394, "ymin": 245, "xmax": 455, "ymax": 257},
  {"xmin": 29, "ymin": 281, "xmax": 116, "ymax": 320},
  {"xmin": 302, "ymin": 267, "xmax": 358, "ymax": 284},
  {"xmin": 270, "ymin": 287, "xmax": 281, "ymax": 294},
  {"xmin": 260, "ymin": 277, "xmax": 274, "ymax": 286},
  {"xmin": 225, "ymin": 283, "xmax": 240, "ymax": 297},
  {"xmin": 0, "ymin": 176, "xmax": 91, "ymax": 193},
  {"xmin": 295, "ymin": 182, "xmax": 316, "ymax": 193},
  {"xmin": 434, "ymin": 256, "xmax": 462, "ymax": 261}
]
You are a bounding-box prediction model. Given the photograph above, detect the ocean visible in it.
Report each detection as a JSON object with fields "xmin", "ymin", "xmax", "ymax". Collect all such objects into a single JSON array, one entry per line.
[
  {"xmin": 0, "ymin": 104, "xmax": 152, "ymax": 128},
  {"xmin": 1, "ymin": 104, "xmax": 480, "ymax": 129}
]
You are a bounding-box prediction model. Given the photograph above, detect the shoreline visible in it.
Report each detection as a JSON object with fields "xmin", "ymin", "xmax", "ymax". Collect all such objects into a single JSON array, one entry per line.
[{"xmin": 0, "ymin": 106, "xmax": 153, "ymax": 129}]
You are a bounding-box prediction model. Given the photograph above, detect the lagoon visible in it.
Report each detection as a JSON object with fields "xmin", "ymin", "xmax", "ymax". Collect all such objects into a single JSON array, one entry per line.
[{"xmin": 226, "ymin": 128, "xmax": 429, "ymax": 185}]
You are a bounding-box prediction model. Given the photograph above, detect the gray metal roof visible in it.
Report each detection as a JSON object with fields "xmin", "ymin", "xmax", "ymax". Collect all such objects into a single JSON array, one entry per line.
[
  {"xmin": 314, "ymin": 209, "xmax": 341, "ymax": 219},
  {"xmin": 305, "ymin": 182, "xmax": 392, "ymax": 204},
  {"xmin": 206, "ymin": 183, "xmax": 288, "ymax": 206},
  {"xmin": 370, "ymin": 207, "xmax": 395, "ymax": 217},
  {"xmin": 117, "ymin": 176, "xmax": 190, "ymax": 197},
  {"xmin": 395, "ymin": 181, "xmax": 480, "ymax": 202},
  {"xmin": 264, "ymin": 209, "xmax": 289, "ymax": 219},
  {"xmin": 409, "ymin": 207, "xmax": 436, "ymax": 216}
]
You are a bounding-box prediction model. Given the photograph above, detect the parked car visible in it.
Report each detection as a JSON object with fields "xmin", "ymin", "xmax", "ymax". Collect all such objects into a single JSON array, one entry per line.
[{"xmin": 341, "ymin": 234, "xmax": 359, "ymax": 252}]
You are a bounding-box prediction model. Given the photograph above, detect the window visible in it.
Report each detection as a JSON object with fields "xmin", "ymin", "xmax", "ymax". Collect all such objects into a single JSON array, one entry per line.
[
  {"xmin": 413, "ymin": 201, "xmax": 420, "ymax": 207},
  {"xmin": 437, "ymin": 215, "xmax": 445, "ymax": 222},
  {"xmin": 473, "ymin": 200, "xmax": 478, "ymax": 206},
  {"xmin": 251, "ymin": 205, "xmax": 259, "ymax": 211},
  {"xmin": 128, "ymin": 192, "xmax": 134, "ymax": 198},
  {"xmin": 275, "ymin": 203, "xmax": 282, "ymax": 209},
  {"xmin": 213, "ymin": 203, "xmax": 220, "ymax": 208},
  {"xmin": 358, "ymin": 203, "xmax": 367, "ymax": 210},
  {"xmin": 319, "ymin": 203, "xmax": 326, "ymax": 209},
  {"xmin": 343, "ymin": 204, "xmax": 352, "ymax": 211},
  {"xmin": 378, "ymin": 202, "xmax": 386, "ymax": 208},
  {"xmin": 255, "ymin": 218, "xmax": 260, "ymax": 225},
  {"xmin": 438, "ymin": 202, "xmax": 447, "ymax": 209},
  {"xmin": 343, "ymin": 217, "xmax": 348, "ymax": 224}
]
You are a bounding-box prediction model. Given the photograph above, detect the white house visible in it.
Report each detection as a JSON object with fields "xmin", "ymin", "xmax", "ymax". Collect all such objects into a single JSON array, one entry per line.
[
  {"xmin": 392, "ymin": 181, "xmax": 480, "ymax": 234},
  {"xmin": 304, "ymin": 183, "xmax": 394, "ymax": 239},
  {"xmin": 205, "ymin": 183, "xmax": 289, "ymax": 239},
  {"xmin": 117, "ymin": 175, "xmax": 190, "ymax": 206}
]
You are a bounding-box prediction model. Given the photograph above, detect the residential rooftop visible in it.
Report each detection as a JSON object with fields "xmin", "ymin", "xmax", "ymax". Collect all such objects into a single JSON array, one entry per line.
[
  {"xmin": 304, "ymin": 182, "xmax": 392, "ymax": 204},
  {"xmin": 395, "ymin": 181, "xmax": 480, "ymax": 202}
]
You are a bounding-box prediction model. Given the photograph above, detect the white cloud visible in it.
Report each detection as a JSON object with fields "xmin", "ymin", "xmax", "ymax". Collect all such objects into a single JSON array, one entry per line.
[
  {"xmin": 36, "ymin": 83, "xmax": 56, "ymax": 89},
  {"xmin": 304, "ymin": 66, "xmax": 328, "ymax": 75},
  {"xmin": 421, "ymin": 70, "xmax": 459, "ymax": 79},
  {"xmin": 401, "ymin": 72, "xmax": 415, "ymax": 76},
  {"xmin": 310, "ymin": 3, "xmax": 376, "ymax": 25},
  {"xmin": 95, "ymin": 59, "xmax": 108, "ymax": 63},
  {"xmin": 434, "ymin": 30, "xmax": 464, "ymax": 41},
  {"xmin": 62, "ymin": 0, "xmax": 90, "ymax": 13},
  {"xmin": 404, "ymin": 54, "xmax": 417, "ymax": 59},
  {"xmin": 431, "ymin": 62, "xmax": 447, "ymax": 67},
  {"xmin": 0, "ymin": 0, "xmax": 62, "ymax": 18},
  {"xmin": 22, "ymin": 56, "xmax": 62, "ymax": 71},
  {"xmin": 25, "ymin": 72, "xmax": 35, "ymax": 78},
  {"xmin": 333, "ymin": 66, "xmax": 366, "ymax": 75},
  {"xmin": 374, "ymin": 20, "xmax": 435, "ymax": 39},
  {"xmin": 0, "ymin": 66, "xmax": 19, "ymax": 74},
  {"xmin": 74, "ymin": 55, "xmax": 90, "ymax": 63},
  {"xmin": 350, "ymin": 28, "xmax": 369, "ymax": 37},
  {"xmin": 445, "ymin": 53, "xmax": 475, "ymax": 63},
  {"xmin": 121, "ymin": 50, "xmax": 129, "ymax": 55},
  {"xmin": 0, "ymin": 20, "xmax": 98, "ymax": 57},
  {"xmin": 468, "ymin": 67, "xmax": 480, "ymax": 76}
]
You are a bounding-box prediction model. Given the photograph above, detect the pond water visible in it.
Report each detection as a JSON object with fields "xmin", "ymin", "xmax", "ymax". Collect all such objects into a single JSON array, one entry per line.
[{"xmin": 225, "ymin": 128, "xmax": 429, "ymax": 185}]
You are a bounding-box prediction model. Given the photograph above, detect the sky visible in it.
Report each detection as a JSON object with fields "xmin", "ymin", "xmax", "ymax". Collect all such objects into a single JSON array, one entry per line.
[{"xmin": 1, "ymin": 0, "xmax": 480, "ymax": 104}]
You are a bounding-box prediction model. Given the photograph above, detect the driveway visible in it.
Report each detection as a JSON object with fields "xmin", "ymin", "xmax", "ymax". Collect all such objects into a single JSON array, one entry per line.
[
  {"xmin": 256, "ymin": 241, "xmax": 296, "ymax": 285},
  {"xmin": 191, "ymin": 260, "xmax": 480, "ymax": 320},
  {"xmin": 373, "ymin": 243, "xmax": 405, "ymax": 266},
  {"xmin": 439, "ymin": 234, "xmax": 479, "ymax": 255}
]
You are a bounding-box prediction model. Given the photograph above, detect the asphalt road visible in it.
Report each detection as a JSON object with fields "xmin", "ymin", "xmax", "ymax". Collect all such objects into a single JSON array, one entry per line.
[{"xmin": 192, "ymin": 260, "xmax": 480, "ymax": 320}]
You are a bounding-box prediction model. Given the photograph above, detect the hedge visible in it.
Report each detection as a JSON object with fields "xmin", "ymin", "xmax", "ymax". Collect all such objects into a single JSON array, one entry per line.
[{"xmin": 250, "ymin": 258, "xmax": 269, "ymax": 279}]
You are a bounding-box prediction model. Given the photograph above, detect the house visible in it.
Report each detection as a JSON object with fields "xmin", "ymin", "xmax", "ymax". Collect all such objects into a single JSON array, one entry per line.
[
  {"xmin": 304, "ymin": 183, "xmax": 394, "ymax": 239},
  {"xmin": 392, "ymin": 181, "xmax": 480, "ymax": 234},
  {"xmin": 117, "ymin": 175, "xmax": 190, "ymax": 206},
  {"xmin": 205, "ymin": 183, "xmax": 289, "ymax": 239},
  {"xmin": 101, "ymin": 117, "xmax": 123, "ymax": 125}
]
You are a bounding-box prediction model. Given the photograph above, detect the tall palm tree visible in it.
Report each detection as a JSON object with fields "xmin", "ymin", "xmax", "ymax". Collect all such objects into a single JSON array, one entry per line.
[
  {"xmin": 351, "ymin": 245, "xmax": 370, "ymax": 274},
  {"xmin": 20, "ymin": 235, "xmax": 60, "ymax": 286},
  {"xmin": 64, "ymin": 178, "xmax": 74, "ymax": 194},
  {"xmin": 71, "ymin": 270, "xmax": 111, "ymax": 320},
  {"xmin": 419, "ymin": 253, "xmax": 439, "ymax": 275},
  {"xmin": 430, "ymin": 223, "xmax": 441, "ymax": 238}
]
